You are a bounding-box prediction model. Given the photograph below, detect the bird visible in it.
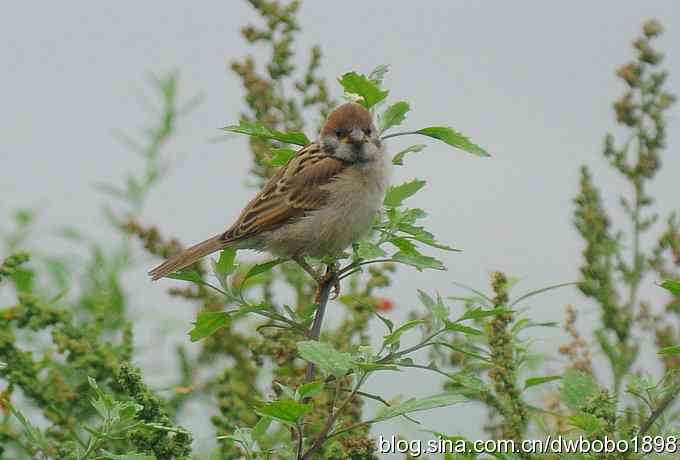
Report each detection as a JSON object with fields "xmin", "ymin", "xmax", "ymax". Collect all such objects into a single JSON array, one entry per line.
[{"xmin": 148, "ymin": 102, "xmax": 392, "ymax": 282}]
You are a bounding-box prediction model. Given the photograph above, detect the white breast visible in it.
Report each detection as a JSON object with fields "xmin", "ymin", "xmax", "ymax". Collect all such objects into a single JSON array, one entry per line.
[{"xmin": 265, "ymin": 149, "xmax": 392, "ymax": 258}]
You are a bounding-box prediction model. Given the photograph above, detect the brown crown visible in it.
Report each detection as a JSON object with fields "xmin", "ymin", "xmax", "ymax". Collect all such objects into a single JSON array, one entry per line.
[{"xmin": 320, "ymin": 102, "xmax": 373, "ymax": 137}]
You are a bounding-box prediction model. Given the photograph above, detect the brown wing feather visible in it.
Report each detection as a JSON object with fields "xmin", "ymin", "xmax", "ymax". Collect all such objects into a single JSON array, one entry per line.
[{"xmin": 222, "ymin": 142, "xmax": 347, "ymax": 242}]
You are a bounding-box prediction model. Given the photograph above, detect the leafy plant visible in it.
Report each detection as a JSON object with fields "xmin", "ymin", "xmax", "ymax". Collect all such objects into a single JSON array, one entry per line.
[{"xmin": 1, "ymin": 4, "xmax": 678, "ymax": 460}]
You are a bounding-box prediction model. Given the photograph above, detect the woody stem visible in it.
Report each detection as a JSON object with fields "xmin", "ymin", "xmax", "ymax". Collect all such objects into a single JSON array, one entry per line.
[{"xmin": 304, "ymin": 266, "xmax": 337, "ymax": 382}]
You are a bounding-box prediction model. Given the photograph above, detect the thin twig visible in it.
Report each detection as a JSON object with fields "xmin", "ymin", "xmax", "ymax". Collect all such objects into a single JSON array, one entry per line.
[
  {"xmin": 380, "ymin": 131, "xmax": 418, "ymax": 141},
  {"xmin": 295, "ymin": 422, "xmax": 304, "ymax": 460},
  {"xmin": 301, "ymin": 373, "xmax": 367, "ymax": 460},
  {"xmin": 638, "ymin": 380, "xmax": 680, "ymax": 436}
]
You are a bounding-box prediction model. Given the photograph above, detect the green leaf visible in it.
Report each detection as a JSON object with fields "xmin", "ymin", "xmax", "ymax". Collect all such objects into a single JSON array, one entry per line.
[
  {"xmin": 444, "ymin": 321, "xmax": 483, "ymax": 336},
  {"xmin": 392, "ymin": 144, "xmax": 426, "ymax": 166},
  {"xmin": 355, "ymin": 241, "xmax": 387, "ymax": 259},
  {"xmin": 383, "ymin": 319, "xmax": 425, "ymax": 346},
  {"xmin": 418, "ymin": 290, "xmax": 449, "ymax": 323},
  {"xmin": 297, "ymin": 341, "xmax": 354, "ymax": 378},
  {"xmin": 658, "ymin": 345, "xmax": 680, "ymax": 356},
  {"xmin": 660, "ymin": 279, "xmax": 680, "ymax": 295},
  {"xmin": 560, "ymin": 369, "xmax": 599, "ymax": 410},
  {"xmin": 252, "ymin": 416, "xmax": 272, "ymax": 441},
  {"xmin": 373, "ymin": 393, "xmax": 467, "ymax": 422},
  {"xmin": 222, "ymin": 120, "xmax": 310, "ymax": 146},
  {"xmin": 296, "ymin": 381, "xmax": 324, "ymax": 400},
  {"xmin": 368, "ymin": 64, "xmax": 390, "ymax": 85},
  {"xmin": 402, "ymin": 226, "xmax": 461, "ymax": 251},
  {"xmin": 456, "ymin": 307, "xmax": 513, "ymax": 322},
  {"xmin": 12, "ymin": 268, "xmax": 34, "ymax": 293},
  {"xmin": 188, "ymin": 312, "xmax": 231, "ymax": 342},
  {"xmin": 213, "ymin": 248, "xmax": 237, "ymax": 279},
  {"xmin": 167, "ymin": 268, "xmax": 203, "ymax": 284},
  {"xmin": 392, "ymin": 251, "xmax": 445, "ymax": 271},
  {"xmin": 568, "ymin": 413, "xmax": 603, "ymax": 434},
  {"xmin": 388, "ymin": 236, "xmax": 419, "ymax": 254},
  {"xmin": 379, "ymin": 101, "xmax": 410, "ymax": 134},
  {"xmin": 9, "ymin": 405, "xmax": 52, "ymax": 452},
  {"xmin": 338, "ymin": 72, "xmax": 389, "ymax": 109},
  {"xmin": 88, "ymin": 376, "xmax": 116, "ymax": 419},
  {"xmin": 383, "ymin": 180, "xmax": 426, "ymax": 207},
  {"xmin": 243, "ymin": 259, "xmax": 285, "ymax": 285},
  {"xmin": 524, "ymin": 375, "xmax": 562, "ymax": 390},
  {"xmin": 374, "ymin": 311, "xmax": 394, "ymax": 333},
  {"xmin": 101, "ymin": 452, "xmax": 155, "ymax": 460},
  {"xmin": 432, "ymin": 342, "xmax": 489, "ymax": 362},
  {"xmin": 416, "ymin": 126, "xmax": 489, "ymax": 157},
  {"xmin": 256, "ymin": 399, "xmax": 312, "ymax": 425},
  {"xmin": 269, "ymin": 147, "xmax": 296, "ymax": 166}
]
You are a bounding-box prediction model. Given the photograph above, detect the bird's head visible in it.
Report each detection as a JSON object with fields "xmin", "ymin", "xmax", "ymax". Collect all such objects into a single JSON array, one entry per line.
[{"xmin": 320, "ymin": 102, "xmax": 382, "ymax": 163}]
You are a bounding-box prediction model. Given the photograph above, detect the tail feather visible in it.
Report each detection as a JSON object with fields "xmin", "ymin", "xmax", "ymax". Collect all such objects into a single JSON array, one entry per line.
[{"xmin": 148, "ymin": 235, "xmax": 226, "ymax": 280}]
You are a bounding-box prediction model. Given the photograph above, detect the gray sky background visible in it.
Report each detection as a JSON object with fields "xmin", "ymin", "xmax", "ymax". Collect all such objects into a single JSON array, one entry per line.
[{"xmin": 2, "ymin": 1, "xmax": 680, "ymax": 457}]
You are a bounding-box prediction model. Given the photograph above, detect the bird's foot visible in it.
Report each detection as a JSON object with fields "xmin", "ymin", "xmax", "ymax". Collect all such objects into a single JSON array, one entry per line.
[
  {"xmin": 312, "ymin": 264, "xmax": 341, "ymax": 303},
  {"xmin": 293, "ymin": 256, "xmax": 324, "ymax": 284}
]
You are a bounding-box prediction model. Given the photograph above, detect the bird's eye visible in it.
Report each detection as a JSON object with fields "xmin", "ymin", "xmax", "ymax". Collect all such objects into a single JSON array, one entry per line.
[
  {"xmin": 335, "ymin": 128, "xmax": 344, "ymax": 137},
  {"xmin": 364, "ymin": 127, "xmax": 372, "ymax": 135}
]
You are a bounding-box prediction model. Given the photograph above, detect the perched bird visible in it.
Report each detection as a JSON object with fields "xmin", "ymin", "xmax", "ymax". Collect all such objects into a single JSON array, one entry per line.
[{"xmin": 148, "ymin": 102, "xmax": 392, "ymax": 281}]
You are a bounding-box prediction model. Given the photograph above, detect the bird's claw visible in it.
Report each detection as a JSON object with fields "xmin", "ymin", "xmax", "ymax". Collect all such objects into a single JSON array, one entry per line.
[{"xmin": 313, "ymin": 265, "xmax": 340, "ymax": 303}]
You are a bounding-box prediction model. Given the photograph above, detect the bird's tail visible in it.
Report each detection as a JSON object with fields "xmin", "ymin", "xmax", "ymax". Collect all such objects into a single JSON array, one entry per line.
[{"xmin": 148, "ymin": 234, "xmax": 226, "ymax": 280}]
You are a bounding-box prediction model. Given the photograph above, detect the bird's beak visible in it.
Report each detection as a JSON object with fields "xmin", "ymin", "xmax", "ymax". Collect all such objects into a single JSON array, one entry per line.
[{"xmin": 348, "ymin": 128, "xmax": 368, "ymax": 144}]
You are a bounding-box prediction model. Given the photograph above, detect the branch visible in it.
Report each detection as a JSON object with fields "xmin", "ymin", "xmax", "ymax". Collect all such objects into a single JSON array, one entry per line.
[
  {"xmin": 303, "ymin": 269, "xmax": 337, "ymax": 382},
  {"xmin": 301, "ymin": 373, "xmax": 367, "ymax": 460},
  {"xmin": 638, "ymin": 379, "xmax": 680, "ymax": 437}
]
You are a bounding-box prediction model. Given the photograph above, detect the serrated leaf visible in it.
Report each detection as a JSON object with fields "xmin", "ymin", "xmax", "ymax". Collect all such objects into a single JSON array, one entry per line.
[
  {"xmin": 560, "ymin": 369, "xmax": 599, "ymax": 410},
  {"xmin": 10, "ymin": 405, "xmax": 51, "ymax": 452},
  {"xmin": 456, "ymin": 307, "xmax": 513, "ymax": 322},
  {"xmin": 372, "ymin": 393, "xmax": 467, "ymax": 422},
  {"xmin": 418, "ymin": 290, "xmax": 449, "ymax": 323},
  {"xmin": 403, "ymin": 227, "xmax": 461, "ymax": 251},
  {"xmin": 568, "ymin": 413, "xmax": 603, "ymax": 434},
  {"xmin": 660, "ymin": 279, "xmax": 680, "ymax": 295},
  {"xmin": 338, "ymin": 72, "xmax": 389, "ymax": 109},
  {"xmin": 270, "ymin": 147, "xmax": 296, "ymax": 166},
  {"xmin": 392, "ymin": 144, "xmax": 426, "ymax": 166},
  {"xmin": 222, "ymin": 120, "xmax": 310, "ymax": 146},
  {"xmin": 384, "ymin": 180, "xmax": 426, "ymax": 207},
  {"xmin": 243, "ymin": 259, "xmax": 284, "ymax": 285},
  {"xmin": 388, "ymin": 236, "xmax": 419, "ymax": 254},
  {"xmin": 213, "ymin": 248, "xmax": 237, "ymax": 279},
  {"xmin": 524, "ymin": 375, "xmax": 562, "ymax": 390},
  {"xmin": 444, "ymin": 321, "xmax": 483, "ymax": 336},
  {"xmin": 256, "ymin": 399, "xmax": 312, "ymax": 425},
  {"xmin": 188, "ymin": 311, "xmax": 231, "ymax": 342},
  {"xmin": 416, "ymin": 126, "xmax": 489, "ymax": 157},
  {"xmin": 392, "ymin": 251, "xmax": 445, "ymax": 271},
  {"xmin": 297, "ymin": 341, "xmax": 353, "ymax": 378},
  {"xmin": 167, "ymin": 269, "xmax": 203, "ymax": 284},
  {"xmin": 379, "ymin": 101, "xmax": 410, "ymax": 134},
  {"xmin": 383, "ymin": 319, "xmax": 425, "ymax": 346},
  {"xmin": 355, "ymin": 241, "xmax": 387, "ymax": 259},
  {"xmin": 368, "ymin": 64, "xmax": 390, "ymax": 84},
  {"xmin": 659, "ymin": 345, "xmax": 680, "ymax": 355}
]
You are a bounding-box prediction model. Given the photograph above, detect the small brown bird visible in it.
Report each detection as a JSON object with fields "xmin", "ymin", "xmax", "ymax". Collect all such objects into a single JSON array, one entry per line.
[{"xmin": 148, "ymin": 102, "xmax": 392, "ymax": 281}]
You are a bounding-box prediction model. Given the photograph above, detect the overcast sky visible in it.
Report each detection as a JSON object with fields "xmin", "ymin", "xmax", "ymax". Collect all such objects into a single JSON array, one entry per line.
[{"xmin": 2, "ymin": 2, "xmax": 679, "ymax": 457}]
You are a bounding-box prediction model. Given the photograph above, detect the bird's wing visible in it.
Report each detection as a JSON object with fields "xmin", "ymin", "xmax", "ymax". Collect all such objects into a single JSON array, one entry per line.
[{"xmin": 222, "ymin": 142, "xmax": 348, "ymax": 242}]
